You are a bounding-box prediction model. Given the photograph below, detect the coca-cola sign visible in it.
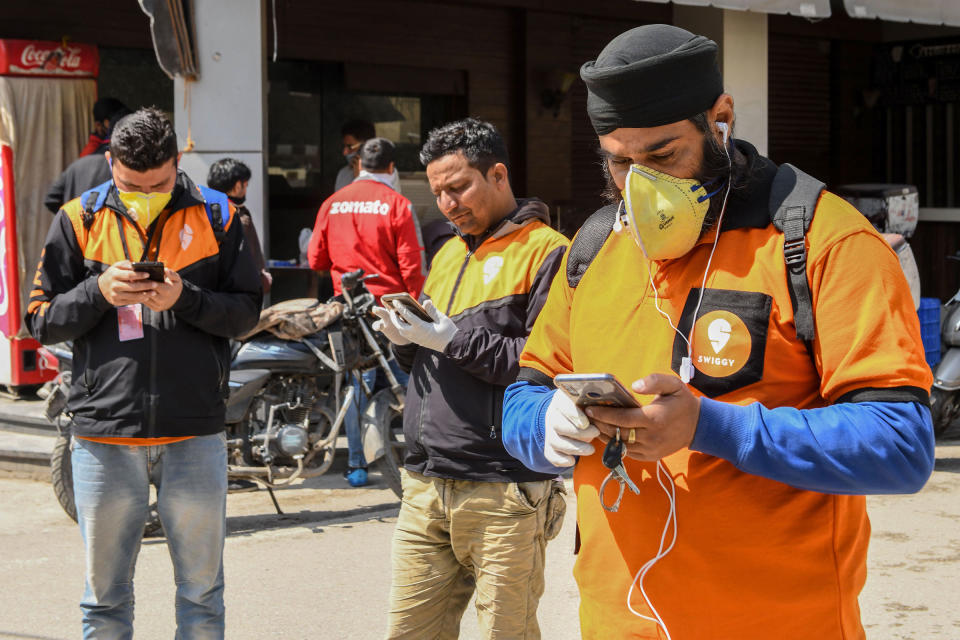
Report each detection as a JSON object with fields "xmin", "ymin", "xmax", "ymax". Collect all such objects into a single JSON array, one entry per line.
[{"xmin": 0, "ymin": 39, "xmax": 98, "ymax": 78}]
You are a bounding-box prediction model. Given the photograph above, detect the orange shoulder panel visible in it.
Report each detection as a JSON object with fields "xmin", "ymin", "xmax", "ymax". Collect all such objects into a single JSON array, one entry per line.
[{"xmin": 154, "ymin": 205, "xmax": 222, "ymax": 271}]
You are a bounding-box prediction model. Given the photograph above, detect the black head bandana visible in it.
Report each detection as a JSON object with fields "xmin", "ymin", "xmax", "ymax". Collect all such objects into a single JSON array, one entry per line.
[{"xmin": 580, "ymin": 24, "xmax": 723, "ymax": 135}]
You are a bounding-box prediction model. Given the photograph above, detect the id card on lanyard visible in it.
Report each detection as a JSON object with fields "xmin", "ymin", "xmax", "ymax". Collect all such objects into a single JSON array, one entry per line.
[
  {"xmin": 118, "ymin": 304, "xmax": 144, "ymax": 341},
  {"xmin": 113, "ymin": 191, "xmax": 167, "ymax": 343}
]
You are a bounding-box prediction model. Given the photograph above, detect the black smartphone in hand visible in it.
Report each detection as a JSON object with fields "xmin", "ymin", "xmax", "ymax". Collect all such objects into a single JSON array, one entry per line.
[{"xmin": 132, "ymin": 261, "xmax": 165, "ymax": 283}]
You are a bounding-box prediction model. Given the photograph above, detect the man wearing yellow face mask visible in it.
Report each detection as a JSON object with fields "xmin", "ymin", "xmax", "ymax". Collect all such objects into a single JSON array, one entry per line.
[
  {"xmin": 26, "ymin": 107, "xmax": 261, "ymax": 639},
  {"xmin": 502, "ymin": 25, "xmax": 934, "ymax": 640}
]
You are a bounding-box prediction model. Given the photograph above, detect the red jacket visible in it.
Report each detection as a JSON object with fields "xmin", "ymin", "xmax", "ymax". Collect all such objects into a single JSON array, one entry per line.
[
  {"xmin": 308, "ymin": 177, "xmax": 426, "ymax": 300},
  {"xmin": 79, "ymin": 133, "xmax": 108, "ymax": 157}
]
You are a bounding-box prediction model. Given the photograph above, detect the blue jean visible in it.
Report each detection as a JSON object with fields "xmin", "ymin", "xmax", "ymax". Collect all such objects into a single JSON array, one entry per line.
[
  {"xmin": 71, "ymin": 433, "xmax": 228, "ymax": 640},
  {"xmin": 345, "ymin": 359, "xmax": 409, "ymax": 468}
]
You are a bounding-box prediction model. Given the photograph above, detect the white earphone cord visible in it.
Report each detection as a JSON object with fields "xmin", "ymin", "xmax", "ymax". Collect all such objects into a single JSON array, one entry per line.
[{"xmin": 629, "ymin": 132, "xmax": 733, "ymax": 639}]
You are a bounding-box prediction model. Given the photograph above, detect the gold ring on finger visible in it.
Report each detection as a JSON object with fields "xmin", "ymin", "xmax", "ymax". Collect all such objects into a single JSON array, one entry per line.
[{"xmin": 626, "ymin": 429, "xmax": 636, "ymax": 444}]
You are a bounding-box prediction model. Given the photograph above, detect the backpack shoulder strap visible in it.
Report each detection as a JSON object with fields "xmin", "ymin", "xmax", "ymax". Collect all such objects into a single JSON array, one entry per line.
[
  {"xmin": 78, "ymin": 179, "xmax": 114, "ymax": 229},
  {"xmin": 566, "ymin": 203, "xmax": 619, "ymax": 289},
  {"xmin": 768, "ymin": 163, "xmax": 826, "ymax": 342},
  {"xmin": 197, "ymin": 184, "xmax": 231, "ymax": 245}
]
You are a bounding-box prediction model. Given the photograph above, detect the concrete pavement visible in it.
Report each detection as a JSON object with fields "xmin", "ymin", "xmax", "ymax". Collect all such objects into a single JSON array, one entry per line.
[{"xmin": 2, "ymin": 439, "xmax": 960, "ymax": 639}]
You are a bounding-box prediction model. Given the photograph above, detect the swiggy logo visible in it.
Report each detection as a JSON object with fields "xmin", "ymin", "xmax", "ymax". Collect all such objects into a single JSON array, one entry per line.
[{"xmin": 692, "ymin": 310, "xmax": 751, "ymax": 378}]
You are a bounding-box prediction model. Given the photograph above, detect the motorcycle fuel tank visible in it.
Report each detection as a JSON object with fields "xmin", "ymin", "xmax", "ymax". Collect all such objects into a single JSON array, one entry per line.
[{"xmin": 233, "ymin": 334, "xmax": 331, "ymax": 373}]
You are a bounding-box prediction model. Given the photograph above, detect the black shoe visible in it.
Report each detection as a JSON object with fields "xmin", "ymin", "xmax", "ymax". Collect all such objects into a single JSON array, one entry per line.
[{"xmin": 228, "ymin": 478, "xmax": 259, "ymax": 493}]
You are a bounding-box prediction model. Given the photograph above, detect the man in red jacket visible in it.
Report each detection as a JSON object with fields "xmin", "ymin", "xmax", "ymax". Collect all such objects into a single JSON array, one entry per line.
[
  {"xmin": 308, "ymin": 137, "xmax": 425, "ymax": 485},
  {"xmin": 308, "ymin": 137, "xmax": 425, "ymax": 301}
]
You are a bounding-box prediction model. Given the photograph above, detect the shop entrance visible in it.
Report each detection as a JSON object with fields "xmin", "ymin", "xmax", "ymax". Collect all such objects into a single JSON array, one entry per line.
[{"xmin": 266, "ymin": 59, "xmax": 466, "ymax": 301}]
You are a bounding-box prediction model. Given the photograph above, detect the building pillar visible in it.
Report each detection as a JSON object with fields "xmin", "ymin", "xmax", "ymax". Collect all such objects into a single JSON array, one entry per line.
[
  {"xmin": 673, "ymin": 7, "xmax": 768, "ymax": 156},
  {"xmin": 173, "ymin": 0, "xmax": 268, "ymax": 255},
  {"xmin": 524, "ymin": 11, "xmax": 574, "ymax": 223},
  {"xmin": 721, "ymin": 10, "xmax": 768, "ymax": 156}
]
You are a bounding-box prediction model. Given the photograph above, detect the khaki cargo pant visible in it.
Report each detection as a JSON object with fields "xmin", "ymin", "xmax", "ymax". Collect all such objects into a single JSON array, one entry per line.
[{"xmin": 385, "ymin": 469, "xmax": 555, "ymax": 640}]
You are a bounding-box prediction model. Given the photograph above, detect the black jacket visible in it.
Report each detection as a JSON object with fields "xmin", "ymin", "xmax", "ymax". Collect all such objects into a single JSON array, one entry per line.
[
  {"xmin": 26, "ymin": 172, "xmax": 261, "ymax": 438},
  {"xmin": 394, "ymin": 199, "xmax": 568, "ymax": 482},
  {"xmin": 44, "ymin": 149, "xmax": 112, "ymax": 214}
]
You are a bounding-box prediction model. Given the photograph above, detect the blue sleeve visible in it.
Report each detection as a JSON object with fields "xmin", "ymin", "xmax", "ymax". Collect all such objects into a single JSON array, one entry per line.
[
  {"xmin": 692, "ymin": 399, "xmax": 935, "ymax": 494},
  {"xmin": 502, "ymin": 380, "xmax": 571, "ymax": 475}
]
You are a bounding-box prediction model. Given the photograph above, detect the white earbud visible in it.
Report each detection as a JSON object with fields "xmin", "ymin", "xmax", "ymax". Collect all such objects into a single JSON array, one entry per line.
[{"xmin": 717, "ymin": 121, "xmax": 730, "ymax": 145}]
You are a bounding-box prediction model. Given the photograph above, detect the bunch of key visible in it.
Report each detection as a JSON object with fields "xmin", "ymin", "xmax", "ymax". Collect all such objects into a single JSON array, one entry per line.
[{"xmin": 599, "ymin": 428, "xmax": 640, "ymax": 512}]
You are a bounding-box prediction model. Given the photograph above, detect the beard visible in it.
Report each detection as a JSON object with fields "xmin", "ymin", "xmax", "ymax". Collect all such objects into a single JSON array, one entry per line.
[
  {"xmin": 599, "ymin": 131, "xmax": 746, "ymax": 233},
  {"xmin": 695, "ymin": 131, "xmax": 733, "ymax": 230}
]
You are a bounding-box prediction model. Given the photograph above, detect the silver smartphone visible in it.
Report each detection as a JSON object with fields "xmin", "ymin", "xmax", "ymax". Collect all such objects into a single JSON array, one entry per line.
[
  {"xmin": 553, "ymin": 373, "xmax": 640, "ymax": 408},
  {"xmin": 381, "ymin": 292, "xmax": 434, "ymax": 323}
]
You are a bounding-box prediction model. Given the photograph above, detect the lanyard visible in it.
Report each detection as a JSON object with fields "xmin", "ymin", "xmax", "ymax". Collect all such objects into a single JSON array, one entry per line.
[{"xmin": 113, "ymin": 210, "xmax": 169, "ymax": 263}]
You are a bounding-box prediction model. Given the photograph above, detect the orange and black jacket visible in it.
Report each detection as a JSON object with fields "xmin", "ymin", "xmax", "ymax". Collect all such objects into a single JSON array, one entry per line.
[
  {"xmin": 393, "ymin": 199, "xmax": 569, "ymax": 482},
  {"xmin": 26, "ymin": 172, "xmax": 261, "ymax": 438}
]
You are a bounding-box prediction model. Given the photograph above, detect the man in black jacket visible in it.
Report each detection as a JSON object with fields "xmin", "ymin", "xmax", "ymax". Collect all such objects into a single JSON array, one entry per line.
[
  {"xmin": 26, "ymin": 108, "xmax": 260, "ymax": 639},
  {"xmin": 372, "ymin": 118, "xmax": 569, "ymax": 639},
  {"xmin": 207, "ymin": 157, "xmax": 271, "ymax": 294},
  {"xmin": 44, "ymin": 99, "xmax": 130, "ymax": 213}
]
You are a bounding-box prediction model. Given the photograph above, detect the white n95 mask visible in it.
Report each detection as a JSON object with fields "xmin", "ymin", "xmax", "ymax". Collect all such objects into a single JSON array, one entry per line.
[{"xmin": 619, "ymin": 164, "xmax": 721, "ymax": 260}]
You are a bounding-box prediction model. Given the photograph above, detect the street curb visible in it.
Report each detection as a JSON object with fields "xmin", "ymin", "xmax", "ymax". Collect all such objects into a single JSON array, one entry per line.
[
  {"xmin": 0, "ymin": 455, "xmax": 49, "ymax": 480},
  {"xmin": 0, "ymin": 402, "xmax": 54, "ymax": 436}
]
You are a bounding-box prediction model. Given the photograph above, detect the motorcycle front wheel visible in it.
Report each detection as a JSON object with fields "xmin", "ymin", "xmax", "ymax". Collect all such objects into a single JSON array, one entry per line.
[
  {"xmin": 930, "ymin": 387, "xmax": 959, "ymax": 438},
  {"xmin": 368, "ymin": 390, "xmax": 406, "ymax": 498}
]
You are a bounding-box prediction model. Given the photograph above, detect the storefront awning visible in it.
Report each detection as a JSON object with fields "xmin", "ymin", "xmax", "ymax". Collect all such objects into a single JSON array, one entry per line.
[
  {"xmin": 638, "ymin": 0, "xmax": 831, "ymax": 19},
  {"xmin": 843, "ymin": 0, "xmax": 960, "ymax": 27},
  {"xmin": 642, "ymin": 0, "xmax": 960, "ymax": 26}
]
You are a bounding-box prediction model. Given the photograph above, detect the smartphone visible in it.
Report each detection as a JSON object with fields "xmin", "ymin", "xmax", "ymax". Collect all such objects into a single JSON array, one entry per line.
[
  {"xmin": 132, "ymin": 261, "xmax": 165, "ymax": 283},
  {"xmin": 553, "ymin": 373, "xmax": 640, "ymax": 408},
  {"xmin": 381, "ymin": 292, "xmax": 434, "ymax": 323}
]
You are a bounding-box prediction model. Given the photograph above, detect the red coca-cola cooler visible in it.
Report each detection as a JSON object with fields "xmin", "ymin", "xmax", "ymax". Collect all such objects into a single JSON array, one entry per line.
[{"xmin": 0, "ymin": 39, "xmax": 98, "ymax": 390}]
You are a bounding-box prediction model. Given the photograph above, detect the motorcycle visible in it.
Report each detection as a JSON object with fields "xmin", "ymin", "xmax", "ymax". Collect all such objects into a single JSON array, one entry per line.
[
  {"xmin": 931, "ymin": 257, "xmax": 960, "ymax": 437},
  {"xmin": 42, "ymin": 269, "xmax": 408, "ymax": 531}
]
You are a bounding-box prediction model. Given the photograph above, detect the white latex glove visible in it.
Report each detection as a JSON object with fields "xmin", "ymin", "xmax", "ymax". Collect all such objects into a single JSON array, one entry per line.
[
  {"xmin": 544, "ymin": 390, "xmax": 600, "ymax": 468},
  {"xmin": 371, "ymin": 306, "xmax": 411, "ymax": 346},
  {"xmin": 392, "ymin": 299, "xmax": 459, "ymax": 353}
]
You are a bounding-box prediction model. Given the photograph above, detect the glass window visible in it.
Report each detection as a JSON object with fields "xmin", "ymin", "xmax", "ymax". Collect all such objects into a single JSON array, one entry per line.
[{"xmin": 267, "ymin": 60, "xmax": 464, "ymax": 263}]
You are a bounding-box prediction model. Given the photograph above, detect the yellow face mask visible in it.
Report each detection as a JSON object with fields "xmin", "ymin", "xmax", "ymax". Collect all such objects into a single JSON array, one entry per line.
[
  {"xmin": 117, "ymin": 190, "xmax": 172, "ymax": 229},
  {"xmin": 619, "ymin": 164, "xmax": 720, "ymax": 260}
]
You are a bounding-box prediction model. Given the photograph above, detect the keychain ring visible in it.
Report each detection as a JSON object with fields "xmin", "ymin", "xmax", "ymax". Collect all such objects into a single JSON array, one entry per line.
[{"xmin": 599, "ymin": 471, "xmax": 626, "ymax": 512}]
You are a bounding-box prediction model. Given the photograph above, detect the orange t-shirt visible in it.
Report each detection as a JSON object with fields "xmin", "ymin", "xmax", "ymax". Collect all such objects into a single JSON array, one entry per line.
[
  {"xmin": 76, "ymin": 436, "xmax": 194, "ymax": 446},
  {"xmin": 520, "ymin": 192, "xmax": 931, "ymax": 639}
]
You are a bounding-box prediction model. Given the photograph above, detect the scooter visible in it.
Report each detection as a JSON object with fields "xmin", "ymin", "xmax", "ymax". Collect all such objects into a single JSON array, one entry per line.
[{"xmin": 931, "ymin": 266, "xmax": 960, "ymax": 437}]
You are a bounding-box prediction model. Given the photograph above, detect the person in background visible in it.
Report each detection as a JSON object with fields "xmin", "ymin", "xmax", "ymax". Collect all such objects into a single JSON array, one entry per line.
[
  {"xmin": 208, "ymin": 158, "xmax": 272, "ymax": 294},
  {"xmin": 420, "ymin": 218, "xmax": 456, "ymax": 269},
  {"xmin": 334, "ymin": 119, "xmax": 377, "ymax": 192},
  {"xmin": 79, "ymin": 97, "xmax": 128, "ymax": 157},
  {"xmin": 45, "ymin": 100, "xmax": 131, "ymax": 213},
  {"xmin": 309, "ymin": 137, "xmax": 425, "ymax": 487}
]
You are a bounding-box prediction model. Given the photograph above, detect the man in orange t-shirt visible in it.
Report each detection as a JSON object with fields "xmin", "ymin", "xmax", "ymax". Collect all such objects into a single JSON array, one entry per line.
[
  {"xmin": 26, "ymin": 108, "xmax": 261, "ymax": 638},
  {"xmin": 502, "ymin": 25, "xmax": 934, "ymax": 639}
]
